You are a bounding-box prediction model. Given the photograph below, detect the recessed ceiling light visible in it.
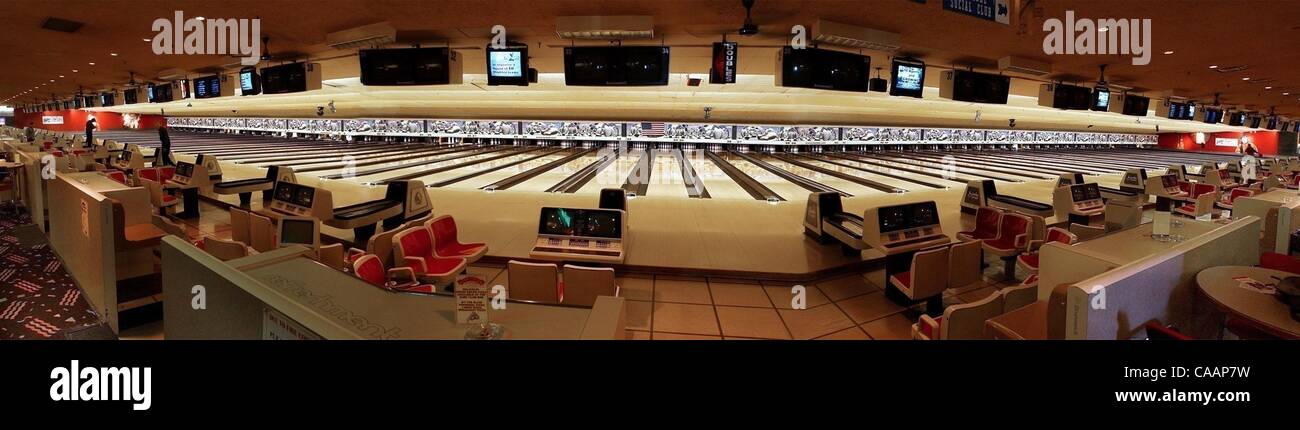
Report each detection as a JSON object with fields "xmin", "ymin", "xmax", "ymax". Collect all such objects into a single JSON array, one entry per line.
[
  {"xmin": 1209, "ymin": 65, "xmax": 1218, "ymax": 69},
  {"xmin": 1286, "ymin": 92, "xmax": 1292, "ymax": 96},
  {"xmin": 1266, "ymin": 86, "xmax": 1273, "ymax": 90},
  {"xmin": 1163, "ymin": 50, "xmax": 1174, "ymax": 55},
  {"xmin": 143, "ymin": 38, "xmax": 151, "ymax": 42},
  {"xmin": 110, "ymin": 53, "xmax": 118, "ymax": 56},
  {"xmin": 59, "ymin": 75, "xmax": 64, "ymax": 78},
  {"xmin": 88, "ymin": 62, "xmax": 95, "ymax": 65},
  {"xmin": 1242, "ymin": 77, "xmax": 1251, "ymax": 81},
  {"xmin": 49, "ymin": 80, "xmax": 54, "ymax": 82},
  {"xmin": 72, "ymin": 69, "xmax": 78, "ymax": 73}
]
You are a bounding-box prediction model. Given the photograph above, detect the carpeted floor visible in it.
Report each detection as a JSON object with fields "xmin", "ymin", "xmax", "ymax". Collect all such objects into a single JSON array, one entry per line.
[{"xmin": 0, "ymin": 210, "xmax": 102, "ymax": 339}]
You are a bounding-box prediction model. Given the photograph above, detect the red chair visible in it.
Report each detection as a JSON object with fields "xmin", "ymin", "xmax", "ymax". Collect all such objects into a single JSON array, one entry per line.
[
  {"xmin": 1174, "ymin": 183, "xmax": 1219, "ymax": 218},
  {"xmin": 1259, "ymin": 252, "xmax": 1300, "ymax": 275},
  {"xmin": 393, "ymin": 226, "xmax": 467, "ymax": 287},
  {"xmin": 352, "ymin": 254, "xmax": 437, "ymax": 293},
  {"xmin": 982, "ymin": 212, "xmax": 1031, "ymax": 280},
  {"xmin": 104, "ymin": 170, "xmax": 129, "ymax": 185},
  {"xmin": 1216, "ymin": 187, "xmax": 1254, "ymax": 210},
  {"xmin": 1143, "ymin": 321, "xmax": 1193, "ymax": 340},
  {"xmin": 1016, "ymin": 227, "xmax": 1077, "ymax": 275},
  {"xmin": 888, "ymin": 245, "xmax": 950, "ymax": 312},
  {"xmin": 957, "ymin": 207, "xmax": 1001, "ymax": 242},
  {"xmin": 427, "ymin": 215, "xmax": 487, "ymax": 263}
]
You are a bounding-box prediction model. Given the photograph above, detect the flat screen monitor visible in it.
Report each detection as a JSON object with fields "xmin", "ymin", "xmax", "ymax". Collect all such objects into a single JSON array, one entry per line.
[
  {"xmin": 239, "ymin": 66, "xmax": 260, "ymax": 95},
  {"xmin": 877, "ymin": 201, "xmax": 939, "ymax": 233},
  {"xmin": 260, "ymin": 63, "xmax": 308, "ymax": 94},
  {"xmin": 100, "ymin": 92, "xmax": 115, "ymax": 107},
  {"xmin": 122, "ymin": 150, "xmax": 132, "ymax": 161},
  {"xmin": 1091, "ymin": 88, "xmax": 1110, "ymax": 111},
  {"xmin": 565, "ymin": 46, "xmax": 670, "ymax": 86},
  {"xmin": 193, "ymin": 75, "xmax": 221, "ymax": 99},
  {"xmin": 1121, "ymin": 94, "xmax": 1150, "ymax": 116},
  {"xmin": 1250, "ymin": 116, "xmax": 1263, "ymax": 128},
  {"xmin": 1228, "ymin": 112, "xmax": 1247, "ymax": 126},
  {"xmin": 889, "ymin": 58, "xmax": 925, "ymax": 98},
  {"xmin": 947, "ymin": 70, "xmax": 1010, "ymax": 104},
  {"xmin": 176, "ymin": 162, "xmax": 194, "ymax": 177},
  {"xmin": 778, "ymin": 47, "xmax": 871, "ymax": 92},
  {"xmin": 486, "ymin": 45, "xmax": 529, "ymax": 86},
  {"xmin": 1050, "ymin": 84, "xmax": 1092, "ymax": 110},
  {"xmin": 360, "ymin": 48, "xmax": 452, "ymax": 86},
  {"xmin": 277, "ymin": 216, "xmax": 320, "ymax": 249},
  {"xmin": 1160, "ymin": 174, "xmax": 1178, "ymax": 189}
]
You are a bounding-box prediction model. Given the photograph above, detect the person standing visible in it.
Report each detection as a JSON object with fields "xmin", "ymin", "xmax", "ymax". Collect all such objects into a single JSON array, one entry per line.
[
  {"xmin": 24, "ymin": 124, "xmax": 35, "ymax": 142},
  {"xmin": 157, "ymin": 125, "xmax": 174, "ymax": 166},
  {"xmin": 84, "ymin": 116, "xmax": 97, "ymax": 148}
]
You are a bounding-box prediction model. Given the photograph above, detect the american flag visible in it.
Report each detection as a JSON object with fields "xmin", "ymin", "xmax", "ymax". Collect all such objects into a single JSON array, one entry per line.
[{"xmin": 640, "ymin": 122, "xmax": 666, "ymax": 138}]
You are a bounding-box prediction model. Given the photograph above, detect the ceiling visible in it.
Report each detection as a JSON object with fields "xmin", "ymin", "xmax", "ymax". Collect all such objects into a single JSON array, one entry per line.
[{"xmin": 3, "ymin": 0, "xmax": 1299, "ymax": 120}]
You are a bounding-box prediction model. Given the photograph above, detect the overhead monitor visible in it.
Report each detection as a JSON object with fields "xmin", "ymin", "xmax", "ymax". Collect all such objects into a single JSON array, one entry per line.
[
  {"xmin": 486, "ymin": 45, "xmax": 529, "ymax": 86},
  {"xmin": 889, "ymin": 58, "xmax": 925, "ymax": 98}
]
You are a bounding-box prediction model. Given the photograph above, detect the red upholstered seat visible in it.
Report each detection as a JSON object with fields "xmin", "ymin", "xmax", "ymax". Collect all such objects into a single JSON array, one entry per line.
[
  {"xmin": 162, "ymin": 195, "xmax": 177, "ymax": 203},
  {"xmin": 1017, "ymin": 253, "xmax": 1039, "ymax": 269},
  {"xmin": 1016, "ymin": 227, "xmax": 1076, "ymax": 273},
  {"xmin": 957, "ymin": 207, "xmax": 1001, "ymax": 242},
  {"xmin": 890, "ymin": 271, "xmax": 911, "ymax": 288},
  {"xmin": 919, "ymin": 316, "xmax": 943, "ymax": 339},
  {"xmin": 428, "ymin": 215, "xmax": 487, "ymax": 263},
  {"xmin": 158, "ymin": 166, "xmax": 175, "ymax": 183},
  {"xmin": 105, "ymin": 170, "xmax": 128, "ymax": 185},
  {"xmin": 393, "ymin": 227, "xmax": 466, "ymax": 283},
  {"xmin": 352, "ymin": 253, "xmax": 438, "ymax": 292},
  {"xmin": 1260, "ymin": 252, "xmax": 1300, "ymax": 275}
]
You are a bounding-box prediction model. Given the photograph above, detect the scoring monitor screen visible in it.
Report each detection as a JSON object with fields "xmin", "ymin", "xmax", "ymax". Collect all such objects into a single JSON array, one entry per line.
[
  {"xmin": 176, "ymin": 162, "xmax": 194, "ymax": 177},
  {"xmin": 1070, "ymin": 183, "xmax": 1101, "ymax": 202},
  {"xmin": 877, "ymin": 202, "xmax": 939, "ymax": 233},
  {"xmin": 537, "ymin": 207, "xmax": 623, "ymax": 239},
  {"xmin": 279, "ymin": 219, "xmax": 317, "ymax": 246},
  {"xmin": 1160, "ymin": 175, "xmax": 1178, "ymax": 189},
  {"xmin": 293, "ymin": 186, "xmax": 315, "ymax": 207}
]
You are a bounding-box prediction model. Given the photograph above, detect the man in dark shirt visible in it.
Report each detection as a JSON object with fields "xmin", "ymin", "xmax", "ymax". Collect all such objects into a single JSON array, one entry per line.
[
  {"xmin": 84, "ymin": 117, "xmax": 97, "ymax": 148},
  {"xmin": 157, "ymin": 125, "xmax": 174, "ymax": 166}
]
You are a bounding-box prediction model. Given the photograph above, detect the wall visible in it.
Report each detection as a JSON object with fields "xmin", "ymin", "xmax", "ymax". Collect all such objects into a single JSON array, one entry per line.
[
  {"xmin": 1158, "ymin": 130, "xmax": 1279, "ymax": 155},
  {"xmin": 11, "ymin": 109, "xmax": 166, "ymax": 132}
]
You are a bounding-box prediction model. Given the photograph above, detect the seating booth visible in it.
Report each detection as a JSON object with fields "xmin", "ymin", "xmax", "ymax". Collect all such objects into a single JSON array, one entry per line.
[
  {"xmin": 47, "ymin": 172, "xmax": 167, "ymax": 334},
  {"xmin": 1003, "ymin": 217, "xmax": 1262, "ymax": 339},
  {"xmin": 161, "ymin": 240, "xmax": 628, "ymax": 340},
  {"xmin": 1231, "ymin": 189, "xmax": 1300, "ymax": 254}
]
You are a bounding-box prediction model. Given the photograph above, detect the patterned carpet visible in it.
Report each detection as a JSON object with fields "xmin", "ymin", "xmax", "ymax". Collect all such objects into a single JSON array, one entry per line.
[{"xmin": 0, "ymin": 210, "xmax": 101, "ymax": 339}]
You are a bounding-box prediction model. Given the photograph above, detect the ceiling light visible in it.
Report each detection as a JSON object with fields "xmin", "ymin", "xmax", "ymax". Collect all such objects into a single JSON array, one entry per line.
[
  {"xmin": 58, "ymin": 75, "xmax": 64, "ymax": 78},
  {"xmin": 1163, "ymin": 50, "xmax": 1174, "ymax": 55},
  {"xmin": 1266, "ymin": 86, "xmax": 1273, "ymax": 90},
  {"xmin": 1242, "ymin": 77, "xmax": 1250, "ymax": 81},
  {"xmin": 72, "ymin": 69, "xmax": 78, "ymax": 72},
  {"xmin": 143, "ymin": 38, "xmax": 151, "ymax": 42},
  {"xmin": 1285, "ymin": 92, "xmax": 1292, "ymax": 96},
  {"xmin": 88, "ymin": 62, "xmax": 95, "ymax": 65},
  {"xmin": 49, "ymin": 80, "xmax": 54, "ymax": 82},
  {"xmin": 1209, "ymin": 65, "xmax": 1218, "ymax": 69},
  {"xmin": 110, "ymin": 53, "xmax": 118, "ymax": 56}
]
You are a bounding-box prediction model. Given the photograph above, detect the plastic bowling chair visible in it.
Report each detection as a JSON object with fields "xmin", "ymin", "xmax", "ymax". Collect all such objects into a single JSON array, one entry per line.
[
  {"xmin": 140, "ymin": 178, "xmax": 179, "ymax": 216},
  {"xmin": 109, "ymin": 199, "xmax": 166, "ymax": 252},
  {"xmin": 981, "ymin": 212, "xmax": 1032, "ymax": 280},
  {"xmin": 561, "ymin": 264, "xmax": 619, "ymax": 307},
  {"xmin": 1016, "ymin": 227, "xmax": 1078, "ymax": 275},
  {"xmin": 1216, "ymin": 187, "xmax": 1254, "ymax": 210},
  {"xmin": 913, "ymin": 288, "xmax": 1003, "ymax": 340},
  {"xmin": 202, "ymin": 237, "xmax": 251, "ymax": 261},
  {"xmin": 956, "ymin": 206, "xmax": 1002, "ymax": 242},
  {"xmin": 104, "ymin": 170, "xmax": 128, "ymax": 185},
  {"xmin": 426, "ymin": 215, "xmax": 487, "ymax": 264},
  {"xmin": 229, "ymin": 207, "xmax": 252, "ymax": 246},
  {"xmin": 351, "ymin": 254, "xmax": 437, "ymax": 293},
  {"xmin": 506, "ymin": 260, "xmax": 563, "ymax": 304},
  {"xmin": 392, "ymin": 226, "xmax": 466, "ymax": 287},
  {"xmin": 889, "ymin": 245, "xmax": 950, "ymax": 311}
]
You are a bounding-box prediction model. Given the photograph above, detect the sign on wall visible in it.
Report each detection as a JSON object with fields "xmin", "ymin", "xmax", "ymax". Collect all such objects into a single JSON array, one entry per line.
[
  {"xmin": 1215, "ymin": 137, "xmax": 1239, "ymax": 148},
  {"xmin": 42, "ymin": 115, "xmax": 65, "ymax": 125},
  {"xmin": 710, "ymin": 42, "xmax": 738, "ymax": 84},
  {"xmin": 943, "ymin": 0, "xmax": 1011, "ymax": 25},
  {"xmin": 262, "ymin": 308, "xmax": 322, "ymax": 340}
]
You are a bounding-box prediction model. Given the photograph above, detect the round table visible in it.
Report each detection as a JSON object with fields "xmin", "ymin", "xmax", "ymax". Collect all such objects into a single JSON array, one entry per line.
[{"xmin": 1196, "ymin": 266, "xmax": 1300, "ymax": 339}]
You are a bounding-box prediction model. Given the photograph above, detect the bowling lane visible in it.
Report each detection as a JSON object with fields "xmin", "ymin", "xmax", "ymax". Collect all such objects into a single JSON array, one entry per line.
[
  {"xmin": 835, "ymin": 152, "xmax": 990, "ymax": 184},
  {"xmin": 439, "ymin": 150, "xmax": 576, "ymax": 189},
  {"xmin": 507, "ymin": 150, "xmax": 613, "ymax": 192},
  {"xmin": 405, "ymin": 147, "xmax": 562, "ymax": 185},
  {"xmin": 948, "ymin": 150, "xmax": 1123, "ymax": 174},
  {"xmin": 716, "ymin": 153, "xmax": 814, "ymax": 201},
  {"xmin": 791, "ymin": 155, "xmax": 948, "ymax": 191},
  {"xmin": 895, "ymin": 151, "xmax": 1065, "ymax": 178},
  {"xmin": 644, "ymin": 150, "xmax": 689, "ymax": 198},
  {"xmin": 682, "ymin": 150, "xmax": 754, "ymax": 200},
  {"xmin": 243, "ymin": 145, "xmax": 450, "ymax": 169},
  {"xmin": 576, "ymin": 149, "xmax": 647, "ymax": 194},
  {"xmin": 347, "ymin": 147, "xmax": 526, "ymax": 183}
]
